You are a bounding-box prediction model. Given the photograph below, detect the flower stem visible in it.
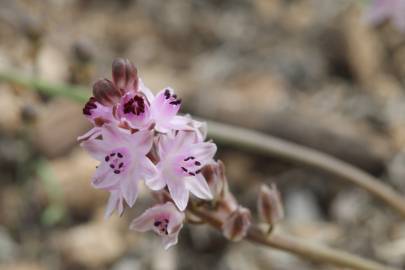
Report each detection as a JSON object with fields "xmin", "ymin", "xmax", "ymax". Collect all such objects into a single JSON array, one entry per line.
[
  {"xmin": 190, "ymin": 207, "xmax": 398, "ymax": 270},
  {"xmin": 203, "ymin": 119, "xmax": 405, "ymax": 217},
  {"xmin": 1, "ymin": 70, "xmax": 405, "ymax": 216}
]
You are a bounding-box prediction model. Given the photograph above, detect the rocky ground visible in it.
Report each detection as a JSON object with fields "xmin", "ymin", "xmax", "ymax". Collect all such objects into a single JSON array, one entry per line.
[{"xmin": 0, "ymin": 0, "xmax": 405, "ymax": 269}]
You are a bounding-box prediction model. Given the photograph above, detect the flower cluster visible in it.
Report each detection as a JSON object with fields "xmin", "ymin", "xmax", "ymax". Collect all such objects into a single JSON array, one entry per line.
[
  {"xmin": 365, "ymin": 0, "xmax": 405, "ymax": 32},
  {"xmin": 79, "ymin": 58, "xmax": 216, "ymax": 249}
]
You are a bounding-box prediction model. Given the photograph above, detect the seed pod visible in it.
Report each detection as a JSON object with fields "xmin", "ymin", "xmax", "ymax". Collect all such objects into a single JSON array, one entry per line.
[
  {"xmin": 257, "ymin": 183, "xmax": 284, "ymax": 225},
  {"xmin": 222, "ymin": 207, "xmax": 251, "ymax": 241}
]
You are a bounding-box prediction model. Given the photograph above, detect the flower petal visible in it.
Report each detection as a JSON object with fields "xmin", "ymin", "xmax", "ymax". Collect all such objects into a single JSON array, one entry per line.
[
  {"xmin": 185, "ymin": 174, "xmax": 213, "ymax": 200},
  {"xmin": 141, "ymin": 158, "xmax": 159, "ymax": 180},
  {"xmin": 188, "ymin": 142, "xmax": 217, "ymax": 163},
  {"xmin": 167, "ymin": 178, "xmax": 189, "ymax": 211},
  {"xmin": 92, "ymin": 164, "xmax": 120, "ymax": 189},
  {"xmin": 104, "ymin": 190, "xmax": 124, "ymax": 219},
  {"xmin": 162, "ymin": 233, "xmax": 179, "ymax": 250},
  {"xmin": 145, "ymin": 174, "xmax": 166, "ymax": 191},
  {"xmin": 130, "ymin": 210, "xmax": 156, "ymax": 232},
  {"xmin": 121, "ymin": 172, "xmax": 139, "ymax": 207},
  {"xmin": 80, "ymin": 137, "xmax": 110, "ymax": 161},
  {"xmin": 130, "ymin": 129, "xmax": 154, "ymax": 154}
]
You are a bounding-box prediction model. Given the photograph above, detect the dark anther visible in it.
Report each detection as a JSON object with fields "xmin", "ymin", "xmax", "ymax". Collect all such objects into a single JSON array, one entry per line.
[
  {"xmin": 117, "ymin": 153, "xmax": 123, "ymax": 158},
  {"xmin": 83, "ymin": 97, "xmax": 98, "ymax": 116},
  {"xmin": 184, "ymin": 156, "xmax": 195, "ymax": 161},
  {"xmin": 110, "ymin": 153, "xmax": 116, "ymax": 157},
  {"xmin": 110, "ymin": 164, "xmax": 115, "ymax": 169},
  {"xmin": 194, "ymin": 161, "xmax": 201, "ymax": 166},
  {"xmin": 154, "ymin": 221, "xmax": 161, "ymax": 226},
  {"xmin": 189, "ymin": 172, "xmax": 195, "ymax": 176},
  {"xmin": 164, "ymin": 89, "xmax": 170, "ymax": 99},
  {"xmin": 164, "ymin": 219, "xmax": 169, "ymax": 223},
  {"xmin": 119, "ymin": 163, "xmax": 124, "ymax": 168},
  {"xmin": 105, "ymin": 156, "xmax": 110, "ymax": 162},
  {"xmin": 181, "ymin": 167, "xmax": 188, "ymax": 172},
  {"xmin": 114, "ymin": 170, "xmax": 120, "ymax": 174},
  {"xmin": 195, "ymin": 169, "xmax": 201, "ymax": 174}
]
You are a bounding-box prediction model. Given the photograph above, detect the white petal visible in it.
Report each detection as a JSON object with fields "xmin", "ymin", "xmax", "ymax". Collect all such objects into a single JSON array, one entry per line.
[
  {"xmin": 121, "ymin": 175, "xmax": 139, "ymax": 207},
  {"xmin": 162, "ymin": 233, "xmax": 179, "ymax": 250},
  {"xmin": 80, "ymin": 137, "xmax": 109, "ymax": 161},
  {"xmin": 92, "ymin": 165, "xmax": 120, "ymax": 189},
  {"xmin": 189, "ymin": 142, "xmax": 217, "ymax": 163},
  {"xmin": 145, "ymin": 174, "xmax": 166, "ymax": 191},
  {"xmin": 186, "ymin": 174, "xmax": 213, "ymax": 200},
  {"xmin": 104, "ymin": 191, "xmax": 120, "ymax": 219},
  {"xmin": 167, "ymin": 178, "xmax": 189, "ymax": 211},
  {"xmin": 140, "ymin": 158, "xmax": 158, "ymax": 180},
  {"xmin": 130, "ymin": 129, "xmax": 154, "ymax": 154}
]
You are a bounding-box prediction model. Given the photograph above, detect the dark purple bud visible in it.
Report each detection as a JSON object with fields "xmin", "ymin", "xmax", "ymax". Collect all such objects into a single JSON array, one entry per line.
[
  {"xmin": 92, "ymin": 79, "xmax": 120, "ymax": 106},
  {"xmin": 112, "ymin": 58, "xmax": 139, "ymax": 93}
]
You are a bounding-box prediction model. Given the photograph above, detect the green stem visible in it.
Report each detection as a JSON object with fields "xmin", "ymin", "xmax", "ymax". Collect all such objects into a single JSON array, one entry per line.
[{"xmin": 1, "ymin": 70, "xmax": 405, "ymax": 217}]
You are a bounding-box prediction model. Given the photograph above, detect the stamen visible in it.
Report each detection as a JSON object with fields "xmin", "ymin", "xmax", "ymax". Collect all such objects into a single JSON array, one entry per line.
[
  {"xmin": 194, "ymin": 161, "xmax": 201, "ymax": 166},
  {"xmin": 114, "ymin": 170, "xmax": 120, "ymax": 174},
  {"xmin": 117, "ymin": 153, "xmax": 123, "ymax": 158},
  {"xmin": 110, "ymin": 164, "xmax": 115, "ymax": 169},
  {"xmin": 105, "ymin": 156, "xmax": 110, "ymax": 162},
  {"xmin": 189, "ymin": 172, "xmax": 195, "ymax": 176},
  {"xmin": 195, "ymin": 169, "xmax": 201, "ymax": 174},
  {"xmin": 181, "ymin": 167, "xmax": 188, "ymax": 172}
]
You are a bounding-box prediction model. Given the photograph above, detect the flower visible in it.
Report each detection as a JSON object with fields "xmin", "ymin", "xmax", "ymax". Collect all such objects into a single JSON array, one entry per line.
[
  {"xmin": 130, "ymin": 202, "xmax": 185, "ymax": 249},
  {"xmin": 115, "ymin": 91, "xmax": 151, "ymax": 130},
  {"xmin": 257, "ymin": 184, "xmax": 284, "ymax": 225},
  {"xmin": 80, "ymin": 124, "xmax": 157, "ymax": 208},
  {"xmin": 149, "ymin": 88, "xmax": 191, "ymax": 133},
  {"xmin": 365, "ymin": 0, "xmax": 405, "ymax": 32},
  {"xmin": 146, "ymin": 131, "xmax": 216, "ymax": 210},
  {"xmin": 222, "ymin": 207, "xmax": 251, "ymax": 241}
]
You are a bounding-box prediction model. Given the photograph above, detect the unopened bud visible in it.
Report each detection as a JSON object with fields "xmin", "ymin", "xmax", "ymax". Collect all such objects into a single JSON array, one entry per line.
[
  {"xmin": 112, "ymin": 58, "xmax": 138, "ymax": 93},
  {"xmin": 222, "ymin": 207, "xmax": 251, "ymax": 241},
  {"xmin": 257, "ymin": 184, "xmax": 284, "ymax": 225},
  {"xmin": 92, "ymin": 79, "xmax": 121, "ymax": 106},
  {"xmin": 202, "ymin": 160, "xmax": 227, "ymax": 199}
]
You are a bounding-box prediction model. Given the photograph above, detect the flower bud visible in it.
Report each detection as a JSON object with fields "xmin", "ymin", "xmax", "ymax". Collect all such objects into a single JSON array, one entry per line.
[
  {"xmin": 92, "ymin": 79, "xmax": 121, "ymax": 106},
  {"xmin": 112, "ymin": 58, "xmax": 138, "ymax": 93},
  {"xmin": 222, "ymin": 207, "xmax": 251, "ymax": 241},
  {"xmin": 202, "ymin": 160, "xmax": 227, "ymax": 199},
  {"xmin": 257, "ymin": 183, "xmax": 284, "ymax": 225}
]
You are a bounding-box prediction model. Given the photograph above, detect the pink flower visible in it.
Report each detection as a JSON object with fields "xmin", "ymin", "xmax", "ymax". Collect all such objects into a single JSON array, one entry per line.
[
  {"xmin": 80, "ymin": 125, "xmax": 158, "ymax": 207},
  {"xmin": 115, "ymin": 92, "xmax": 152, "ymax": 130},
  {"xmin": 365, "ymin": 0, "xmax": 405, "ymax": 32},
  {"xmin": 130, "ymin": 202, "xmax": 185, "ymax": 249},
  {"xmin": 147, "ymin": 131, "xmax": 216, "ymax": 210},
  {"xmin": 149, "ymin": 88, "xmax": 191, "ymax": 133}
]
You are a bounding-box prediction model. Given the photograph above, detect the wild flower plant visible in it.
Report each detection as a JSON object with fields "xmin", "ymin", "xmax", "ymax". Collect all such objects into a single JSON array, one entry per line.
[{"xmin": 78, "ymin": 58, "xmax": 283, "ymax": 249}]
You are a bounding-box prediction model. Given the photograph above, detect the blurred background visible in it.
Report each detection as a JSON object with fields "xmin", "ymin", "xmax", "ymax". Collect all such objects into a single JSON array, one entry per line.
[{"xmin": 0, "ymin": 0, "xmax": 405, "ymax": 269}]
